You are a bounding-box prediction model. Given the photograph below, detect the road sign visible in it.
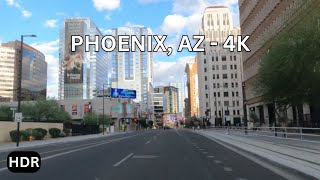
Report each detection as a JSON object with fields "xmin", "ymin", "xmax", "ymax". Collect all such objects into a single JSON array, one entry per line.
[
  {"xmin": 14, "ymin": 113, "xmax": 23, "ymax": 122},
  {"xmin": 10, "ymin": 107, "xmax": 17, "ymax": 111},
  {"xmin": 111, "ymin": 88, "xmax": 136, "ymax": 99}
]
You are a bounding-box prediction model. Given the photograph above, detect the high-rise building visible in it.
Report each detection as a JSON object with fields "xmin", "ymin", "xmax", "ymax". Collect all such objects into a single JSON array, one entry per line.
[
  {"xmin": 154, "ymin": 86, "xmax": 179, "ymax": 115},
  {"xmin": 111, "ymin": 26, "xmax": 153, "ymax": 105},
  {"xmin": 0, "ymin": 41, "xmax": 47, "ymax": 102},
  {"xmin": 185, "ymin": 57, "xmax": 200, "ymax": 117},
  {"xmin": 169, "ymin": 82, "xmax": 187, "ymax": 117},
  {"xmin": 239, "ymin": 0, "xmax": 319, "ymax": 126},
  {"xmin": 59, "ymin": 18, "xmax": 110, "ymax": 100},
  {"xmin": 197, "ymin": 6, "xmax": 243, "ymax": 125}
]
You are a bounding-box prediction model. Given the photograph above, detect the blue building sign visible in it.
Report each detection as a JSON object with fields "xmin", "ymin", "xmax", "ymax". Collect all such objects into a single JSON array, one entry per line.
[{"xmin": 111, "ymin": 88, "xmax": 136, "ymax": 99}]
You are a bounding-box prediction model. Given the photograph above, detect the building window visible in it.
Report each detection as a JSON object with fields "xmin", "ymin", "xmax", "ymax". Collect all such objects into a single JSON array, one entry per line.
[
  {"xmin": 222, "ymin": 65, "xmax": 227, "ymax": 70},
  {"xmin": 223, "ymin": 74, "xmax": 228, "ymax": 79},
  {"xmin": 205, "ymin": 85, "xmax": 208, "ymax": 90},
  {"xmin": 212, "ymin": 65, "xmax": 215, "ymax": 70},
  {"xmin": 224, "ymin": 83, "xmax": 228, "ymax": 88},
  {"xmin": 204, "ymin": 68, "xmax": 207, "ymax": 72},
  {"xmin": 233, "ymin": 101, "xmax": 235, "ymax": 106},
  {"xmin": 206, "ymin": 102, "xmax": 208, "ymax": 107},
  {"xmin": 217, "ymin": 74, "xmax": 220, "ymax": 79},
  {"xmin": 231, "ymin": 74, "xmax": 234, "ymax": 79},
  {"xmin": 205, "ymin": 76, "xmax": 207, "ymax": 81},
  {"xmin": 232, "ymin": 92, "xmax": 235, "ymax": 97},
  {"xmin": 214, "ymin": 92, "xmax": 216, "ymax": 97},
  {"xmin": 222, "ymin": 56, "xmax": 226, "ymax": 61},
  {"xmin": 224, "ymin": 92, "xmax": 229, "ymax": 97},
  {"xmin": 218, "ymin": 92, "xmax": 220, "ymax": 97},
  {"xmin": 230, "ymin": 56, "xmax": 232, "ymax": 61},
  {"xmin": 213, "ymin": 74, "xmax": 215, "ymax": 79},
  {"xmin": 234, "ymin": 65, "xmax": 237, "ymax": 69},
  {"xmin": 234, "ymin": 56, "xmax": 236, "ymax": 61},
  {"xmin": 206, "ymin": 94, "xmax": 208, "ymax": 99},
  {"xmin": 235, "ymin": 73, "xmax": 238, "ymax": 79},
  {"xmin": 213, "ymin": 83, "xmax": 216, "ymax": 88},
  {"xmin": 232, "ymin": 83, "xmax": 234, "ymax": 88},
  {"xmin": 204, "ymin": 59, "xmax": 206, "ymax": 64},
  {"xmin": 236, "ymin": 91, "xmax": 239, "ymax": 97},
  {"xmin": 233, "ymin": 110, "xmax": 236, "ymax": 115},
  {"xmin": 237, "ymin": 101, "xmax": 240, "ymax": 106},
  {"xmin": 217, "ymin": 83, "xmax": 220, "ymax": 88},
  {"xmin": 216, "ymin": 56, "xmax": 218, "ymax": 61},
  {"xmin": 216, "ymin": 65, "xmax": 219, "ymax": 70},
  {"xmin": 230, "ymin": 65, "xmax": 233, "ymax": 70},
  {"xmin": 204, "ymin": 51, "xmax": 206, "ymax": 55},
  {"xmin": 212, "ymin": 57, "xmax": 214, "ymax": 62},
  {"xmin": 224, "ymin": 101, "xmax": 229, "ymax": 106},
  {"xmin": 235, "ymin": 82, "xmax": 238, "ymax": 88},
  {"xmin": 237, "ymin": 110, "xmax": 240, "ymax": 115}
]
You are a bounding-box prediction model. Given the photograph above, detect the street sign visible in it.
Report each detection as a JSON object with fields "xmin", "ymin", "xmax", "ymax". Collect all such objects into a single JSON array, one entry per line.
[
  {"xmin": 111, "ymin": 88, "xmax": 136, "ymax": 99},
  {"xmin": 10, "ymin": 107, "xmax": 17, "ymax": 111},
  {"xmin": 14, "ymin": 113, "xmax": 23, "ymax": 122}
]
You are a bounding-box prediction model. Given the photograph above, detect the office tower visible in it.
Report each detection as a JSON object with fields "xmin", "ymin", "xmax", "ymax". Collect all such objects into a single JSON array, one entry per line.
[
  {"xmin": 169, "ymin": 82, "xmax": 187, "ymax": 117},
  {"xmin": 59, "ymin": 18, "xmax": 110, "ymax": 100},
  {"xmin": 111, "ymin": 26, "xmax": 153, "ymax": 105},
  {"xmin": 0, "ymin": 41, "xmax": 47, "ymax": 102},
  {"xmin": 197, "ymin": 6, "xmax": 243, "ymax": 125},
  {"xmin": 185, "ymin": 57, "xmax": 200, "ymax": 117}
]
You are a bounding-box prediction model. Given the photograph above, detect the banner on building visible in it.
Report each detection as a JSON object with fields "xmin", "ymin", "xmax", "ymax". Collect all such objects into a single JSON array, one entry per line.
[{"xmin": 72, "ymin": 104, "xmax": 77, "ymax": 115}]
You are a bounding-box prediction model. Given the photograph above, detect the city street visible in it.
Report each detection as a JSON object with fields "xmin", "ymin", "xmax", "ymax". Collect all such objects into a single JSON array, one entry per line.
[{"xmin": 0, "ymin": 129, "xmax": 312, "ymax": 180}]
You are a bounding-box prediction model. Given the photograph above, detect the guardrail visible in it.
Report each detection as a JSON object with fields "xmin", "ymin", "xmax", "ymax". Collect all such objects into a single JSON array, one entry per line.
[{"xmin": 208, "ymin": 126, "xmax": 320, "ymax": 143}]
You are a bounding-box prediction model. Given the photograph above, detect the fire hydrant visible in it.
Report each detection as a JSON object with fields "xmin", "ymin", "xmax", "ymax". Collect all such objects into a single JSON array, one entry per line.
[{"xmin": 29, "ymin": 135, "xmax": 33, "ymax": 142}]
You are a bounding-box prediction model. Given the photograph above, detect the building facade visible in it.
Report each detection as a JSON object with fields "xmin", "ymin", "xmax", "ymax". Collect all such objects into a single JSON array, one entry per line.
[
  {"xmin": 111, "ymin": 26, "xmax": 153, "ymax": 105},
  {"xmin": 197, "ymin": 6, "xmax": 243, "ymax": 125},
  {"xmin": 0, "ymin": 41, "xmax": 47, "ymax": 102},
  {"xmin": 59, "ymin": 18, "xmax": 110, "ymax": 100},
  {"xmin": 169, "ymin": 82, "xmax": 187, "ymax": 117},
  {"xmin": 239, "ymin": 0, "xmax": 320, "ymax": 126},
  {"xmin": 185, "ymin": 57, "xmax": 200, "ymax": 117}
]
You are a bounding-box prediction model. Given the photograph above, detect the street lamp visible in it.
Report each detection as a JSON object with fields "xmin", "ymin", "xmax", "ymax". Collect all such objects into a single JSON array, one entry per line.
[
  {"xmin": 101, "ymin": 84, "xmax": 111, "ymax": 135},
  {"xmin": 16, "ymin": 34, "xmax": 37, "ymax": 147}
]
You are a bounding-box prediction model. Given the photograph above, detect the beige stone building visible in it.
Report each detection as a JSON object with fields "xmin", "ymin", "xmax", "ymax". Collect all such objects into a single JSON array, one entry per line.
[{"xmin": 185, "ymin": 57, "xmax": 200, "ymax": 117}]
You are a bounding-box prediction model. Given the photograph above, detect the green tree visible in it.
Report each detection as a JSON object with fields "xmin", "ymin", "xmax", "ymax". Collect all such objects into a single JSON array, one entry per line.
[
  {"xmin": 255, "ymin": 16, "xmax": 320, "ymax": 125},
  {"xmin": 0, "ymin": 106, "xmax": 13, "ymax": 121},
  {"xmin": 82, "ymin": 111, "xmax": 110, "ymax": 125}
]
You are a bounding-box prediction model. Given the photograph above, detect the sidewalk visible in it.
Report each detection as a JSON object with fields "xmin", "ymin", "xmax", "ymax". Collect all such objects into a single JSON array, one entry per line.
[
  {"xmin": 0, "ymin": 132, "xmax": 123, "ymax": 153},
  {"xmin": 195, "ymin": 129, "xmax": 320, "ymax": 179}
]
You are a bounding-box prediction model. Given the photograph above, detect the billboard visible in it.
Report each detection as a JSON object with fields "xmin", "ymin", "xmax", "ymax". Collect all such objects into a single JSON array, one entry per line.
[
  {"xmin": 64, "ymin": 21, "xmax": 84, "ymax": 84},
  {"xmin": 111, "ymin": 88, "xmax": 136, "ymax": 99}
]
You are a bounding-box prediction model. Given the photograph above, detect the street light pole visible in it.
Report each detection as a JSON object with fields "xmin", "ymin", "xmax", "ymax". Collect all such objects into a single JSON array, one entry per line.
[
  {"xmin": 102, "ymin": 84, "xmax": 105, "ymax": 135},
  {"xmin": 16, "ymin": 35, "xmax": 36, "ymax": 147}
]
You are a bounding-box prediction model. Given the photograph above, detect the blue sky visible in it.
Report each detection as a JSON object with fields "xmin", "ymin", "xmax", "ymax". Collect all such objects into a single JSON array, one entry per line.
[{"xmin": 0, "ymin": 0, "xmax": 239, "ymax": 97}]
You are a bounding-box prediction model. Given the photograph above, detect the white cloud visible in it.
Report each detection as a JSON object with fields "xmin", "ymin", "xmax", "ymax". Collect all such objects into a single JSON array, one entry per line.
[
  {"xmin": 153, "ymin": 56, "xmax": 194, "ymax": 86},
  {"xmin": 5, "ymin": 0, "xmax": 20, "ymax": 8},
  {"xmin": 137, "ymin": 0, "xmax": 163, "ymax": 3},
  {"xmin": 161, "ymin": 14, "xmax": 187, "ymax": 34},
  {"xmin": 105, "ymin": 14, "xmax": 112, "ymax": 21},
  {"xmin": 30, "ymin": 40, "xmax": 60, "ymax": 98},
  {"xmin": 44, "ymin": 19, "xmax": 59, "ymax": 28},
  {"xmin": 21, "ymin": 9, "xmax": 32, "ymax": 18},
  {"xmin": 92, "ymin": 0, "xmax": 120, "ymax": 11}
]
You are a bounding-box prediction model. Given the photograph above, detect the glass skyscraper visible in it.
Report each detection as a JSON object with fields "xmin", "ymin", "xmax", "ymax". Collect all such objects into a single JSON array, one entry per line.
[
  {"xmin": 59, "ymin": 18, "xmax": 111, "ymax": 100},
  {"xmin": 111, "ymin": 26, "xmax": 153, "ymax": 104}
]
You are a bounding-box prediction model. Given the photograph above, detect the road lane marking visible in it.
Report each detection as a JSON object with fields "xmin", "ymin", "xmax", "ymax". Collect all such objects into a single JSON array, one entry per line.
[
  {"xmin": 214, "ymin": 160, "xmax": 222, "ymax": 164},
  {"xmin": 207, "ymin": 156, "xmax": 215, "ymax": 158},
  {"xmin": 0, "ymin": 160, "xmax": 6, "ymax": 163},
  {"xmin": 199, "ymin": 149, "xmax": 204, "ymax": 151},
  {"xmin": 145, "ymin": 140, "xmax": 152, "ymax": 144},
  {"xmin": 203, "ymin": 152, "xmax": 208, "ymax": 154},
  {"xmin": 224, "ymin": 167, "xmax": 233, "ymax": 172},
  {"xmin": 0, "ymin": 134, "xmax": 141, "ymax": 173},
  {"xmin": 132, "ymin": 155, "xmax": 159, "ymax": 159},
  {"xmin": 113, "ymin": 153, "xmax": 134, "ymax": 167}
]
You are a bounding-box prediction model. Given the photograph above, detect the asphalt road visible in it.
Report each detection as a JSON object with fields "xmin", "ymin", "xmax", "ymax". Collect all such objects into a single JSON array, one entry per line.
[{"xmin": 0, "ymin": 129, "xmax": 310, "ymax": 180}]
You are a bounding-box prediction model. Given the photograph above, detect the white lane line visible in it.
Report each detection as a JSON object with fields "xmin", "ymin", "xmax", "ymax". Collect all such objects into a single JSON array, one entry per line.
[
  {"xmin": 214, "ymin": 160, "xmax": 222, "ymax": 164},
  {"xmin": 176, "ymin": 130, "xmax": 182, "ymax": 136},
  {"xmin": 203, "ymin": 152, "xmax": 208, "ymax": 154},
  {"xmin": 113, "ymin": 153, "xmax": 134, "ymax": 167},
  {"xmin": 0, "ymin": 135, "xmax": 139, "ymax": 173},
  {"xmin": 132, "ymin": 155, "xmax": 159, "ymax": 159},
  {"xmin": 0, "ymin": 160, "xmax": 6, "ymax": 163},
  {"xmin": 145, "ymin": 140, "xmax": 152, "ymax": 144},
  {"xmin": 207, "ymin": 156, "xmax": 215, "ymax": 158},
  {"xmin": 199, "ymin": 149, "xmax": 204, "ymax": 151},
  {"xmin": 224, "ymin": 167, "xmax": 233, "ymax": 172}
]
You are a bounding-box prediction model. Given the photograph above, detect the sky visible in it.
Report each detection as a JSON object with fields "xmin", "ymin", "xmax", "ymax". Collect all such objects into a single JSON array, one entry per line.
[{"xmin": 0, "ymin": 0, "xmax": 240, "ymax": 98}]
